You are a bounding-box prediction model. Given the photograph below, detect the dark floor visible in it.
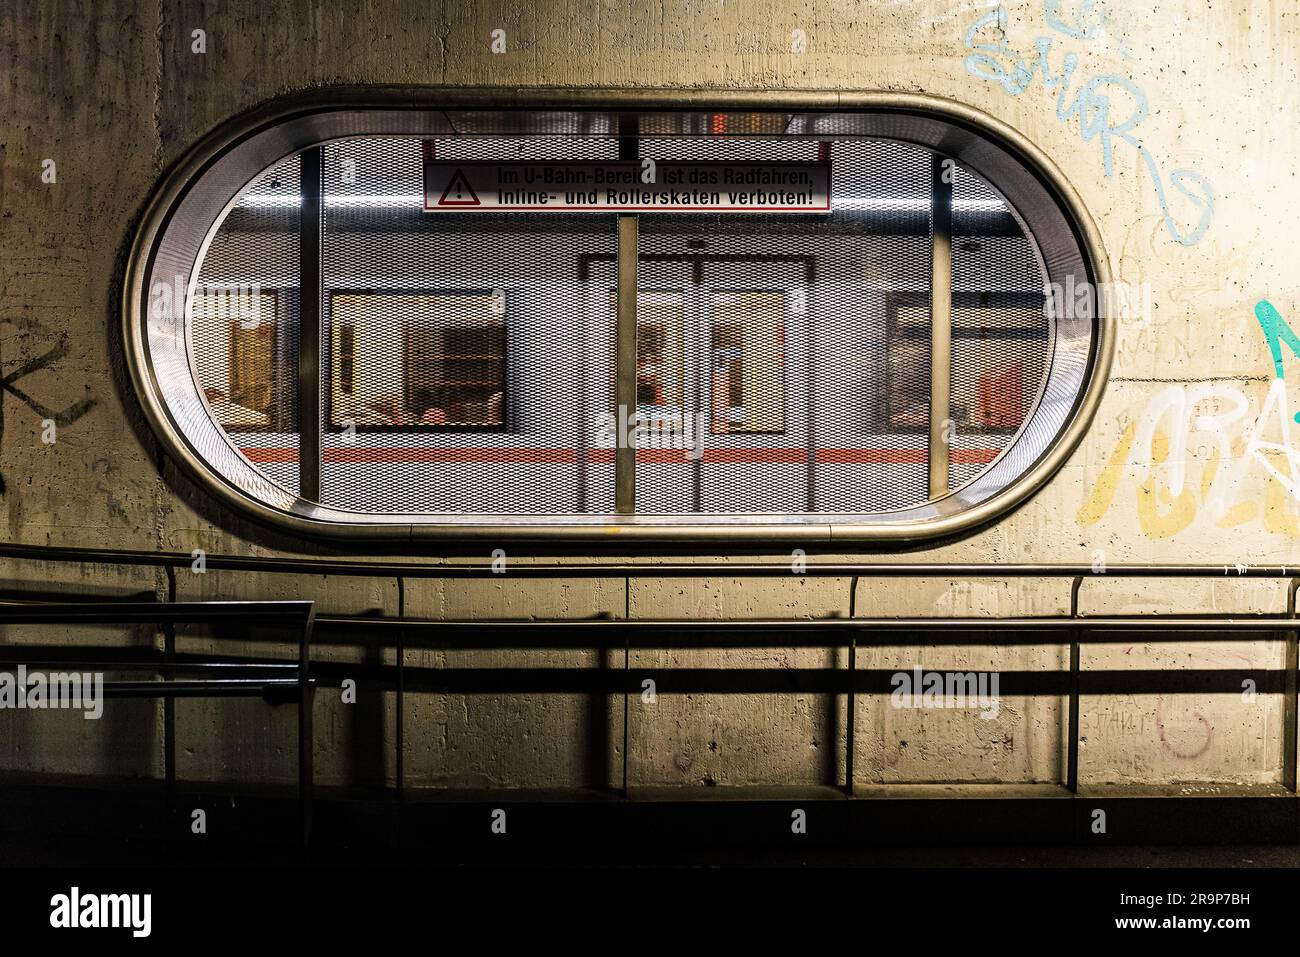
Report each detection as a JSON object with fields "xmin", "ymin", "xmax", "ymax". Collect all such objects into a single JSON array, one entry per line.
[{"xmin": 1, "ymin": 775, "xmax": 1297, "ymax": 867}]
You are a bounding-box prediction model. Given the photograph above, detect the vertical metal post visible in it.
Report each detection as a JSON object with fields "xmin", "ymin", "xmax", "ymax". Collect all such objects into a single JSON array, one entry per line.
[
  {"xmin": 298, "ymin": 605, "xmax": 315, "ymax": 851},
  {"xmin": 298, "ymin": 147, "xmax": 323, "ymax": 502},
  {"xmin": 577, "ymin": 260, "xmax": 590, "ymax": 514},
  {"xmin": 845, "ymin": 576, "xmax": 858, "ymax": 796},
  {"xmin": 615, "ymin": 116, "xmax": 639, "ymax": 515},
  {"xmin": 163, "ymin": 565, "xmax": 176, "ymax": 803},
  {"xmin": 396, "ymin": 576, "xmax": 406, "ymax": 800},
  {"xmin": 928, "ymin": 154, "xmax": 953, "ymax": 499},
  {"xmin": 616, "ymin": 215, "xmax": 638, "ymax": 514},
  {"xmin": 1284, "ymin": 578, "xmax": 1299, "ymax": 792},
  {"xmin": 804, "ymin": 259, "xmax": 817, "ymax": 512},
  {"xmin": 1067, "ymin": 576, "xmax": 1082, "ymax": 794},
  {"xmin": 622, "ymin": 576, "xmax": 631, "ymax": 797},
  {"xmin": 690, "ymin": 257, "xmax": 705, "ymax": 513}
]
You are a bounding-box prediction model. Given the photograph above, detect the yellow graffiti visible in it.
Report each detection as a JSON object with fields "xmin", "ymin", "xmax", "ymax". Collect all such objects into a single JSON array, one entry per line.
[
  {"xmin": 1080, "ymin": 420, "xmax": 1300, "ymax": 540},
  {"xmin": 1075, "ymin": 419, "xmax": 1135, "ymax": 526},
  {"xmin": 1263, "ymin": 454, "xmax": 1300, "ymax": 537},
  {"xmin": 1134, "ymin": 430, "xmax": 1197, "ymax": 538},
  {"xmin": 1078, "ymin": 301, "xmax": 1300, "ymax": 539},
  {"xmin": 1204, "ymin": 443, "xmax": 1258, "ymax": 527}
]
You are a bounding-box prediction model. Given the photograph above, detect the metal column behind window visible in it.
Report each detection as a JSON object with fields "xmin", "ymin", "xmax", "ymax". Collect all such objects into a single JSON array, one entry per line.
[
  {"xmin": 297, "ymin": 147, "xmax": 323, "ymax": 502},
  {"xmin": 615, "ymin": 115, "xmax": 639, "ymax": 514},
  {"xmin": 928, "ymin": 153, "xmax": 953, "ymax": 499}
]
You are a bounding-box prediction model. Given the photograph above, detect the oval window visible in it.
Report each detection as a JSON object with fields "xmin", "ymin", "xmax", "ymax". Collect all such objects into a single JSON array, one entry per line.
[{"xmin": 123, "ymin": 96, "xmax": 1110, "ymax": 541}]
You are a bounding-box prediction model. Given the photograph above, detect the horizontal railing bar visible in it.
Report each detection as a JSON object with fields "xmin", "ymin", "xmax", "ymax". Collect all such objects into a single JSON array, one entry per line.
[
  {"xmin": 0, "ymin": 658, "xmax": 298, "ymax": 672},
  {"xmin": 0, "ymin": 601, "xmax": 314, "ymax": 624},
  {"xmin": 5, "ymin": 648, "xmax": 1285, "ymax": 692},
  {"xmin": 99, "ymin": 678, "xmax": 307, "ymax": 698},
  {"xmin": 317, "ymin": 615, "xmax": 1299, "ymax": 639},
  {"xmin": 294, "ymin": 665, "xmax": 1290, "ymax": 696},
  {"xmin": 1, "ymin": 542, "xmax": 1297, "ymax": 579}
]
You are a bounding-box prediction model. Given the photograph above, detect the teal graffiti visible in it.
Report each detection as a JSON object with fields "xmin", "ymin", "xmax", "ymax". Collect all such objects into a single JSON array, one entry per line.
[
  {"xmin": 1252, "ymin": 299, "xmax": 1300, "ymax": 423},
  {"xmin": 1253, "ymin": 299, "xmax": 1300, "ymax": 398},
  {"xmin": 963, "ymin": 7, "xmax": 1214, "ymax": 246}
]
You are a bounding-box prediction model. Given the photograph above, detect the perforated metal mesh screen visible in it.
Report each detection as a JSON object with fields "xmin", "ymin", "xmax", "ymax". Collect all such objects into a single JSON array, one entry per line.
[
  {"xmin": 319, "ymin": 136, "xmax": 617, "ymax": 514},
  {"xmin": 950, "ymin": 165, "xmax": 1051, "ymax": 491},
  {"xmin": 635, "ymin": 137, "xmax": 933, "ymax": 513},
  {"xmin": 190, "ymin": 157, "xmax": 301, "ymax": 496},
  {"xmin": 187, "ymin": 127, "xmax": 1052, "ymax": 517}
]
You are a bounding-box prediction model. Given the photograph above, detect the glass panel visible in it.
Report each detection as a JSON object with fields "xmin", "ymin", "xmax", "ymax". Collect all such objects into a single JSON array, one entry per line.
[
  {"xmin": 884, "ymin": 301, "xmax": 931, "ymax": 433},
  {"xmin": 709, "ymin": 291, "xmax": 785, "ymax": 434},
  {"xmin": 327, "ymin": 292, "xmax": 504, "ymax": 429},
  {"xmin": 180, "ymin": 119, "xmax": 1062, "ymax": 523},
  {"xmin": 636, "ymin": 291, "xmax": 686, "ymax": 422}
]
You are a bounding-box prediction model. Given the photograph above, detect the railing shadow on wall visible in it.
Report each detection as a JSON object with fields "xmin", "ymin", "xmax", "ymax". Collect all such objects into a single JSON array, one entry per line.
[
  {"xmin": 0, "ymin": 598, "xmax": 316, "ymax": 847},
  {"xmin": 0, "ymin": 542, "xmax": 1296, "ymax": 839}
]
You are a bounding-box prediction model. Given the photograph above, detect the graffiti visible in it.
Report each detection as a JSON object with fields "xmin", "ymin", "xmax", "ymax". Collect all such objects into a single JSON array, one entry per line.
[
  {"xmin": 1081, "ymin": 707, "xmax": 1151, "ymax": 743},
  {"xmin": 962, "ymin": 5, "xmax": 1214, "ymax": 245},
  {"xmin": 1156, "ymin": 697, "xmax": 1213, "ymax": 760},
  {"xmin": 1043, "ymin": 0, "xmax": 1105, "ymax": 41},
  {"xmin": 1078, "ymin": 301, "xmax": 1300, "ymax": 538},
  {"xmin": 0, "ymin": 336, "xmax": 97, "ymax": 494}
]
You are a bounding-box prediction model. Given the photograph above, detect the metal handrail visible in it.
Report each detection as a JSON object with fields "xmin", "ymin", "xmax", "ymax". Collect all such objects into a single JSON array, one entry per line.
[
  {"xmin": 0, "ymin": 542, "xmax": 1295, "ymax": 808},
  {"xmin": 1, "ymin": 540, "xmax": 1298, "ymax": 579},
  {"xmin": 0, "ymin": 599, "xmax": 315, "ymax": 848},
  {"xmin": 318, "ymin": 614, "xmax": 1300, "ymax": 639}
]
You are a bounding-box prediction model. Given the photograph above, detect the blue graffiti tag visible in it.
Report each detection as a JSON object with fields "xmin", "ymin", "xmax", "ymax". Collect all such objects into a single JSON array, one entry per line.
[
  {"xmin": 963, "ymin": 7, "xmax": 1214, "ymax": 246},
  {"xmin": 1043, "ymin": 0, "xmax": 1108, "ymax": 41}
]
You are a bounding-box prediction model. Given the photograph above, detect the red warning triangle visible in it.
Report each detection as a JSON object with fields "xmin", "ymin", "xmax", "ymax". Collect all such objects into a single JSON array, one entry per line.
[{"xmin": 438, "ymin": 169, "xmax": 480, "ymax": 206}]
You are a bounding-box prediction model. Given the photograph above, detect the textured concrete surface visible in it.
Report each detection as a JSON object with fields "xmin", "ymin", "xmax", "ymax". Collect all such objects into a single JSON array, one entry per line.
[{"xmin": 1, "ymin": 1, "xmax": 1299, "ymax": 792}]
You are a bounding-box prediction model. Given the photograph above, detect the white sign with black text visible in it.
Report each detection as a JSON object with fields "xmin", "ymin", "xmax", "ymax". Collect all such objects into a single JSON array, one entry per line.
[{"xmin": 423, "ymin": 160, "xmax": 831, "ymax": 213}]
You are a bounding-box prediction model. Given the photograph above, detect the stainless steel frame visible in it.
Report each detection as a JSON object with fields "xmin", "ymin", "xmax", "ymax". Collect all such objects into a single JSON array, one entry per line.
[{"xmin": 122, "ymin": 88, "xmax": 1113, "ymax": 542}]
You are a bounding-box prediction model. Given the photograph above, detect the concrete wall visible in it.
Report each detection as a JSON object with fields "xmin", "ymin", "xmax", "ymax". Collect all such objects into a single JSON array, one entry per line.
[{"xmin": 1, "ymin": 0, "xmax": 1298, "ymax": 791}]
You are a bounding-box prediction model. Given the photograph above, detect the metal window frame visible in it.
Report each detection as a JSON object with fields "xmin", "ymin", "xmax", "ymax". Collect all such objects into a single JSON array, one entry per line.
[
  {"xmin": 122, "ymin": 88, "xmax": 1112, "ymax": 543},
  {"xmin": 322, "ymin": 287, "xmax": 509, "ymax": 434}
]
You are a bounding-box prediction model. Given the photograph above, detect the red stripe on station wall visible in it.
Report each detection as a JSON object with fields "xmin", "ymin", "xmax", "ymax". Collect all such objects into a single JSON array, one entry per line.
[{"xmin": 240, "ymin": 447, "xmax": 1000, "ymax": 466}]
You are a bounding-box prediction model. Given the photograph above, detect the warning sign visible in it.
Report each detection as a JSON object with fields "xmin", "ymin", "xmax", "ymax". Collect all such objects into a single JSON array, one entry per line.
[
  {"xmin": 437, "ymin": 169, "xmax": 480, "ymax": 206},
  {"xmin": 423, "ymin": 161, "xmax": 831, "ymax": 213}
]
